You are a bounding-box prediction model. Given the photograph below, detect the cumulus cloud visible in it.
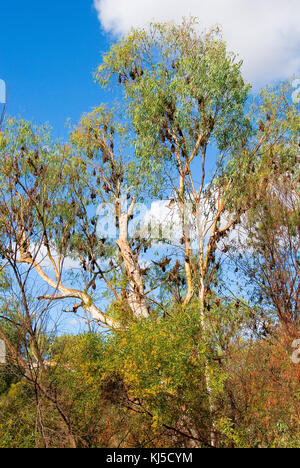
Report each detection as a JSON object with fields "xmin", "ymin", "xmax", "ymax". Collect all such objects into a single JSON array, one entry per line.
[{"xmin": 93, "ymin": 0, "xmax": 300, "ymax": 86}]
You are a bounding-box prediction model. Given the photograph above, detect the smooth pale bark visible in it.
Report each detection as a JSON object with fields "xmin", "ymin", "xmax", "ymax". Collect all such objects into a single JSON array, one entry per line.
[
  {"xmin": 116, "ymin": 198, "xmax": 149, "ymax": 319},
  {"xmin": 18, "ymin": 254, "xmax": 118, "ymax": 329}
]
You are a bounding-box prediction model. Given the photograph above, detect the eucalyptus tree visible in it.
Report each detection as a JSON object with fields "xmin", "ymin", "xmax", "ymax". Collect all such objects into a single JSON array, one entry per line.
[
  {"xmin": 95, "ymin": 19, "xmax": 300, "ymax": 445},
  {"xmin": 69, "ymin": 106, "xmax": 152, "ymax": 322},
  {"xmin": 227, "ymin": 84, "xmax": 300, "ymax": 338},
  {"xmin": 0, "ymin": 118, "xmax": 120, "ymax": 328},
  {"xmin": 96, "ymin": 18, "xmax": 299, "ymax": 327},
  {"xmin": 94, "ymin": 19, "xmax": 252, "ymax": 447},
  {"xmin": 96, "ymin": 19, "xmax": 252, "ymax": 312},
  {"xmin": 0, "ymin": 19, "xmax": 298, "ymax": 447}
]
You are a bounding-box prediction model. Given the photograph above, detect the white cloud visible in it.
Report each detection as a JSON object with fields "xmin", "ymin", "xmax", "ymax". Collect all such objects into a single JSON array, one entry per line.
[
  {"xmin": 94, "ymin": 0, "xmax": 300, "ymax": 86},
  {"xmin": 133, "ymin": 196, "xmax": 241, "ymax": 247},
  {"xmin": 26, "ymin": 244, "xmax": 81, "ymax": 271}
]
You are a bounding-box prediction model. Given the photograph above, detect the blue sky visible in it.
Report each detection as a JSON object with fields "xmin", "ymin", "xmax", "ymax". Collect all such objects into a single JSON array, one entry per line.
[
  {"xmin": 1, "ymin": 0, "xmax": 299, "ymax": 139},
  {"xmin": 0, "ymin": 1, "xmax": 112, "ymax": 138}
]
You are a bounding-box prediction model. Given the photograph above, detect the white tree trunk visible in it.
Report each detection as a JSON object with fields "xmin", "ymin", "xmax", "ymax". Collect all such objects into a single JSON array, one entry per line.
[{"xmin": 117, "ymin": 211, "xmax": 149, "ymax": 319}]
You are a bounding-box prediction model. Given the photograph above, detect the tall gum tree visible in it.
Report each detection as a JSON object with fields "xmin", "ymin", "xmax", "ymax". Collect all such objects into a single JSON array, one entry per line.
[
  {"xmin": 0, "ymin": 119, "xmax": 120, "ymax": 329},
  {"xmin": 225, "ymin": 84, "xmax": 300, "ymax": 338},
  {"xmin": 95, "ymin": 19, "xmax": 252, "ymax": 307},
  {"xmin": 70, "ymin": 107, "xmax": 150, "ymax": 320},
  {"xmin": 95, "ymin": 19, "xmax": 299, "ymax": 445},
  {"xmin": 95, "ymin": 19, "xmax": 253, "ymax": 446}
]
